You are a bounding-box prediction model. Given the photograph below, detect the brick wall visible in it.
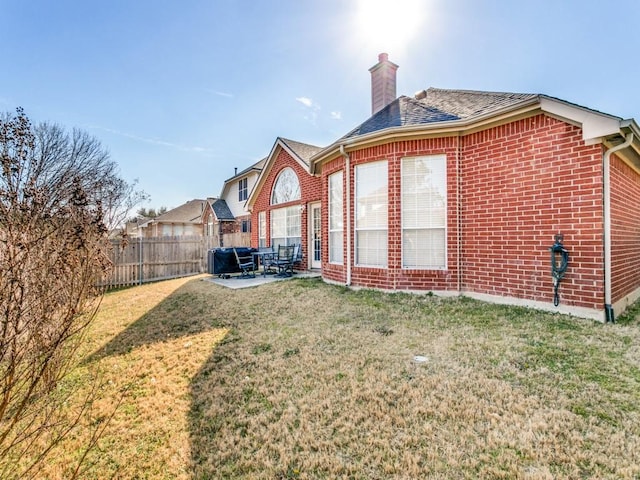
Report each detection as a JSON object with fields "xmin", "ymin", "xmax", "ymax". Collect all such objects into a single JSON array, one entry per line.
[
  {"xmin": 250, "ymin": 146, "xmax": 322, "ymax": 268},
  {"xmin": 320, "ymin": 138, "xmax": 461, "ymax": 290},
  {"xmin": 321, "ymin": 114, "xmax": 607, "ymax": 311},
  {"xmin": 461, "ymin": 114, "xmax": 604, "ymax": 310},
  {"xmin": 610, "ymin": 153, "xmax": 640, "ymax": 304}
]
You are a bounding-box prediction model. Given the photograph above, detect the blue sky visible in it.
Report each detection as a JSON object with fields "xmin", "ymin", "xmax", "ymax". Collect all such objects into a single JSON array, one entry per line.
[{"xmin": 2, "ymin": 0, "xmax": 640, "ymax": 210}]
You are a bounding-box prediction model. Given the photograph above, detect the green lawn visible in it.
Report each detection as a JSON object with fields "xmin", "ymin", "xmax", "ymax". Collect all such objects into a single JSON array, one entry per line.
[{"xmin": 23, "ymin": 275, "xmax": 640, "ymax": 479}]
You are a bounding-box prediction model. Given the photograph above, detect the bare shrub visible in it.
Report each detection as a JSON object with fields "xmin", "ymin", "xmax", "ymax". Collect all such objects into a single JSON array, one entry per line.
[{"xmin": 0, "ymin": 108, "xmax": 143, "ymax": 479}]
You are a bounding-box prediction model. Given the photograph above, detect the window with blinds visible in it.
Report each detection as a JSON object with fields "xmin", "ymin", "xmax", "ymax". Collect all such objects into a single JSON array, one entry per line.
[
  {"xmin": 355, "ymin": 161, "xmax": 388, "ymax": 267},
  {"xmin": 271, "ymin": 205, "xmax": 301, "ymax": 247},
  {"xmin": 401, "ymin": 155, "xmax": 447, "ymax": 269},
  {"xmin": 328, "ymin": 171, "xmax": 343, "ymax": 264},
  {"xmin": 258, "ymin": 211, "xmax": 266, "ymax": 248}
]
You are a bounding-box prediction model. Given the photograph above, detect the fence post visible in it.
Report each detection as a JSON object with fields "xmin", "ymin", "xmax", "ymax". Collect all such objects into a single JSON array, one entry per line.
[{"xmin": 139, "ymin": 235, "xmax": 143, "ymax": 285}]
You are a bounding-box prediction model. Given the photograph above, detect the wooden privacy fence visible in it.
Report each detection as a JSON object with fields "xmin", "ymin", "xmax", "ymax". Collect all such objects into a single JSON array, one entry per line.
[{"xmin": 102, "ymin": 236, "xmax": 207, "ymax": 289}]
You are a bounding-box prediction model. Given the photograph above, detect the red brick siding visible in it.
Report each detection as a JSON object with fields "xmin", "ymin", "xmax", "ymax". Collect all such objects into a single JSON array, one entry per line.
[
  {"xmin": 321, "ymin": 114, "xmax": 607, "ymax": 310},
  {"xmin": 251, "ymin": 147, "xmax": 322, "ymax": 268},
  {"xmin": 610, "ymin": 153, "xmax": 640, "ymax": 303},
  {"xmin": 220, "ymin": 221, "xmax": 237, "ymax": 235},
  {"xmin": 461, "ymin": 115, "xmax": 604, "ymax": 310},
  {"xmin": 321, "ymin": 138, "xmax": 461, "ymax": 290}
]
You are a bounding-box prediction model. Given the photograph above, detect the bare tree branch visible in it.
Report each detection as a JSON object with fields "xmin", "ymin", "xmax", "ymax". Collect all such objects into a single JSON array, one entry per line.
[{"xmin": 0, "ymin": 108, "xmax": 146, "ymax": 478}]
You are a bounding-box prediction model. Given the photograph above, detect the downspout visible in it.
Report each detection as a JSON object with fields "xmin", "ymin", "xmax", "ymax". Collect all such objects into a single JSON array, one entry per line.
[
  {"xmin": 340, "ymin": 144, "xmax": 352, "ymax": 286},
  {"xmin": 603, "ymin": 132, "xmax": 634, "ymax": 322},
  {"xmin": 457, "ymin": 135, "xmax": 462, "ymax": 295}
]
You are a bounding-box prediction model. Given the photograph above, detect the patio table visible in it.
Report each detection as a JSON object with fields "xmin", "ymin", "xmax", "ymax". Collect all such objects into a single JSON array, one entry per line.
[{"xmin": 252, "ymin": 250, "xmax": 276, "ymax": 276}]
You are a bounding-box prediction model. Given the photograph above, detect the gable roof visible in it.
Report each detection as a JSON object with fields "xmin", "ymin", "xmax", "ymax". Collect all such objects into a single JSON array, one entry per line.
[
  {"xmin": 149, "ymin": 199, "xmax": 206, "ymax": 224},
  {"xmin": 310, "ymin": 87, "xmax": 639, "ymax": 173},
  {"xmin": 279, "ymin": 137, "xmax": 324, "ymax": 166},
  {"xmin": 246, "ymin": 137, "xmax": 323, "ymax": 211},
  {"xmin": 210, "ymin": 198, "xmax": 235, "ymax": 221},
  {"xmin": 224, "ymin": 157, "xmax": 266, "ymax": 184}
]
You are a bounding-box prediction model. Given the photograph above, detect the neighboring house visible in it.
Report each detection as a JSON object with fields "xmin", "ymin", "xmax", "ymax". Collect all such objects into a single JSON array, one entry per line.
[
  {"xmin": 243, "ymin": 53, "xmax": 640, "ymax": 322},
  {"xmin": 138, "ymin": 199, "xmax": 207, "ymax": 237},
  {"xmin": 214, "ymin": 159, "xmax": 265, "ymax": 246},
  {"xmin": 110, "ymin": 217, "xmax": 150, "ymax": 239},
  {"xmin": 201, "ymin": 197, "xmax": 236, "ymax": 248},
  {"xmin": 246, "ymin": 137, "xmax": 323, "ymax": 269}
]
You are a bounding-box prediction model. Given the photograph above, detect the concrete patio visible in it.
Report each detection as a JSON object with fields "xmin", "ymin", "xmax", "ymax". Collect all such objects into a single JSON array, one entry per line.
[{"xmin": 204, "ymin": 271, "xmax": 321, "ymax": 289}]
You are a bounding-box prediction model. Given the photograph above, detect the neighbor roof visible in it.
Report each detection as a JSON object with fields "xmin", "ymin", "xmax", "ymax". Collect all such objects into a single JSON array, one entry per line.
[
  {"xmin": 210, "ymin": 198, "xmax": 235, "ymax": 221},
  {"xmin": 224, "ymin": 157, "xmax": 266, "ymax": 183},
  {"xmin": 344, "ymin": 88, "xmax": 538, "ymax": 138},
  {"xmin": 152, "ymin": 199, "xmax": 206, "ymax": 224}
]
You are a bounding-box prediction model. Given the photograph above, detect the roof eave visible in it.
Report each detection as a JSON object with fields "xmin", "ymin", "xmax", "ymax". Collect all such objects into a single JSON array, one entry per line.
[
  {"xmin": 618, "ymin": 118, "xmax": 640, "ymax": 159},
  {"xmin": 222, "ymin": 167, "xmax": 262, "ymax": 184},
  {"xmin": 310, "ymin": 95, "xmax": 630, "ymax": 172},
  {"xmin": 246, "ymin": 137, "xmax": 312, "ymax": 211}
]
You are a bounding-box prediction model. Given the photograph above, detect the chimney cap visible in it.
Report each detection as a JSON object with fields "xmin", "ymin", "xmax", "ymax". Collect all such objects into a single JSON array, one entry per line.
[{"xmin": 378, "ymin": 52, "xmax": 389, "ymax": 62}]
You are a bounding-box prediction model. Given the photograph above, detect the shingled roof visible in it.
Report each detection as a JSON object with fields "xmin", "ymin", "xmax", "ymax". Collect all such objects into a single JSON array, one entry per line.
[
  {"xmin": 210, "ymin": 198, "xmax": 235, "ymax": 221},
  {"xmin": 344, "ymin": 88, "xmax": 538, "ymax": 138},
  {"xmin": 153, "ymin": 199, "xmax": 206, "ymax": 223},
  {"xmin": 280, "ymin": 137, "xmax": 323, "ymax": 165}
]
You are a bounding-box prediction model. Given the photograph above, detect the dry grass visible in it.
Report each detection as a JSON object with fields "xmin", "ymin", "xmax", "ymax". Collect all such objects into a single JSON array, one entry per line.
[{"xmin": 30, "ymin": 275, "xmax": 640, "ymax": 479}]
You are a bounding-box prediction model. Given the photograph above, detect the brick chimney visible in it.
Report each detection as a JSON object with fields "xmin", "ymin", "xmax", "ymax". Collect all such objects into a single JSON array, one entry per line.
[{"xmin": 369, "ymin": 53, "xmax": 399, "ymax": 115}]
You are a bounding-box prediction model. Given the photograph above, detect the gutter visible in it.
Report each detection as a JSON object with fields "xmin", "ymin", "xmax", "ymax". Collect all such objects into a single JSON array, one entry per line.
[
  {"xmin": 340, "ymin": 144, "xmax": 352, "ymax": 286},
  {"xmin": 603, "ymin": 132, "xmax": 634, "ymax": 322}
]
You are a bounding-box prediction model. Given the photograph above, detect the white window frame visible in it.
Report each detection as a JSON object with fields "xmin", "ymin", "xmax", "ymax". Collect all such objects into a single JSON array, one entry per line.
[
  {"xmin": 238, "ymin": 177, "xmax": 248, "ymax": 201},
  {"xmin": 355, "ymin": 161, "xmax": 388, "ymax": 267},
  {"xmin": 258, "ymin": 211, "xmax": 266, "ymax": 248},
  {"xmin": 271, "ymin": 167, "xmax": 301, "ymax": 205},
  {"xmin": 270, "ymin": 205, "xmax": 301, "ymax": 248},
  {"xmin": 328, "ymin": 171, "xmax": 344, "ymax": 265},
  {"xmin": 401, "ymin": 155, "xmax": 447, "ymax": 269}
]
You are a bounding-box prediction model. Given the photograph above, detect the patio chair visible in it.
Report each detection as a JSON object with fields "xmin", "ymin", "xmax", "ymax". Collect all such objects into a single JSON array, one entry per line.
[
  {"xmin": 233, "ymin": 247, "xmax": 255, "ymax": 278},
  {"xmin": 291, "ymin": 244, "xmax": 302, "ymax": 273},
  {"xmin": 270, "ymin": 245, "xmax": 295, "ymax": 277}
]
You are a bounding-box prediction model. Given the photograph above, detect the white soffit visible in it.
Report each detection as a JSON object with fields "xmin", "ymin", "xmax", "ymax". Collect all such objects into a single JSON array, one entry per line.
[{"xmin": 540, "ymin": 97, "xmax": 620, "ymax": 144}]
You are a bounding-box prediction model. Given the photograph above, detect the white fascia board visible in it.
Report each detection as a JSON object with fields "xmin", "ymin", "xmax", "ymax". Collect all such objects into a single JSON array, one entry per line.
[
  {"xmin": 540, "ymin": 97, "xmax": 621, "ymax": 143},
  {"xmin": 246, "ymin": 140, "xmax": 280, "ymax": 211},
  {"xmin": 218, "ymin": 181, "xmax": 232, "ymax": 203},
  {"xmin": 246, "ymin": 137, "xmax": 309, "ymax": 210}
]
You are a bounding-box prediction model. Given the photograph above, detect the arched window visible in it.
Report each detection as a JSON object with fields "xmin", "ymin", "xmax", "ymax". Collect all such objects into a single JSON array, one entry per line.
[{"xmin": 271, "ymin": 167, "xmax": 301, "ymax": 205}]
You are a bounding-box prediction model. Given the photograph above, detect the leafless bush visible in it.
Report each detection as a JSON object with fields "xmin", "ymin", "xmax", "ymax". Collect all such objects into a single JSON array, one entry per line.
[{"xmin": 0, "ymin": 108, "xmax": 144, "ymax": 478}]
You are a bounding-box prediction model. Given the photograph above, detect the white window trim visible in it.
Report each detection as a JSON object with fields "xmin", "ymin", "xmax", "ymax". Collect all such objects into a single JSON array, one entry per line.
[
  {"xmin": 258, "ymin": 211, "xmax": 266, "ymax": 248},
  {"xmin": 271, "ymin": 167, "xmax": 301, "ymax": 205},
  {"xmin": 355, "ymin": 160, "xmax": 388, "ymax": 268},
  {"xmin": 238, "ymin": 177, "xmax": 248, "ymax": 202},
  {"xmin": 328, "ymin": 171, "xmax": 344, "ymax": 265},
  {"xmin": 401, "ymin": 155, "xmax": 447, "ymax": 270},
  {"xmin": 270, "ymin": 205, "xmax": 301, "ymax": 247}
]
